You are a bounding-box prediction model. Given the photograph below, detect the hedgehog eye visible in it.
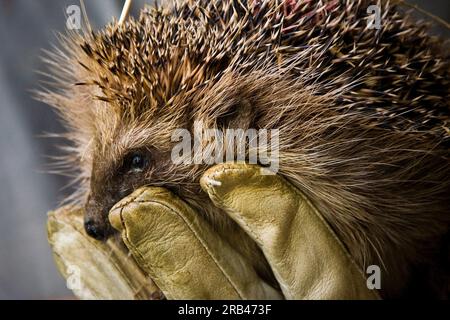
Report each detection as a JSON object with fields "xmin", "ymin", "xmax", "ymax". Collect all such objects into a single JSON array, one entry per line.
[{"xmin": 127, "ymin": 152, "xmax": 147, "ymax": 173}]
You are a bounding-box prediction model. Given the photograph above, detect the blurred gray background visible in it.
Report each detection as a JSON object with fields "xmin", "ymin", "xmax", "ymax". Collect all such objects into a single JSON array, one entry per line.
[{"xmin": 0, "ymin": 0, "xmax": 448, "ymax": 299}]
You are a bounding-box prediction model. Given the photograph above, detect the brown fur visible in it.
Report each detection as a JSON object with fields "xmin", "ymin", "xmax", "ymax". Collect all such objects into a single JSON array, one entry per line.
[{"xmin": 37, "ymin": 0, "xmax": 450, "ymax": 298}]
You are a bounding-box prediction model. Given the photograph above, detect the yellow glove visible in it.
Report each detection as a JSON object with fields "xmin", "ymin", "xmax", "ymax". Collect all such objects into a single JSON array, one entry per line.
[
  {"xmin": 48, "ymin": 163, "xmax": 378, "ymax": 299},
  {"xmin": 108, "ymin": 186, "xmax": 281, "ymax": 299},
  {"xmin": 108, "ymin": 163, "xmax": 379, "ymax": 300}
]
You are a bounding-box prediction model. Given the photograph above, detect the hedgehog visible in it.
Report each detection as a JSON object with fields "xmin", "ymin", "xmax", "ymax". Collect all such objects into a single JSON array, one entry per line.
[{"xmin": 37, "ymin": 0, "xmax": 450, "ymax": 299}]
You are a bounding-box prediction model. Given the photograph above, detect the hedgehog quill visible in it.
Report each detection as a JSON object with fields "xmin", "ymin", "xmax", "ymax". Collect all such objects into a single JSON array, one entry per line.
[{"xmin": 38, "ymin": 0, "xmax": 450, "ymax": 299}]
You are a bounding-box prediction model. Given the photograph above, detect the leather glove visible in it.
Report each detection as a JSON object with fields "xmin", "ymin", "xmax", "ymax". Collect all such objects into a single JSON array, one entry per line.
[
  {"xmin": 108, "ymin": 163, "xmax": 378, "ymax": 299},
  {"xmin": 47, "ymin": 163, "xmax": 379, "ymax": 299}
]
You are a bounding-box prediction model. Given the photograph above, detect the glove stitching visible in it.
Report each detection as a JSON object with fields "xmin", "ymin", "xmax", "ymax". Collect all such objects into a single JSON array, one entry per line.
[
  {"xmin": 104, "ymin": 235, "xmax": 153, "ymax": 298},
  {"xmin": 204, "ymin": 164, "xmax": 380, "ymax": 299},
  {"xmin": 111, "ymin": 188, "xmax": 147, "ymax": 212},
  {"xmin": 120, "ymin": 198, "xmax": 245, "ymax": 300},
  {"xmin": 291, "ymin": 186, "xmax": 381, "ymax": 299},
  {"xmin": 117, "ymin": 204, "xmax": 162, "ymax": 298}
]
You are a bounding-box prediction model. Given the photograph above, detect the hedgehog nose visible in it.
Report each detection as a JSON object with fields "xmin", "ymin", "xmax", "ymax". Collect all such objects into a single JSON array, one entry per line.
[{"xmin": 84, "ymin": 219, "xmax": 106, "ymax": 240}]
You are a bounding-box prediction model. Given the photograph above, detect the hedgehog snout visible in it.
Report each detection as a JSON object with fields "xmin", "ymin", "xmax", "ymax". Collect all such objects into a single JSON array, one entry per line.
[
  {"xmin": 84, "ymin": 218, "xmax": 106, "ymax": 240},
  {"xmin": 84, "ymin": 195, "xmax": 115, "ymax": 241}
]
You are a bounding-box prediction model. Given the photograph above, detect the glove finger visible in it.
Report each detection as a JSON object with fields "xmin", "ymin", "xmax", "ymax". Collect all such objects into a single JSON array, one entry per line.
[
  {"xmin": 109, "ymin": 186, "xmax": 283, "ymax": 300},
  {"xmin": 200, "ymin": 163, "xmax": 379, "ymax": 299}
]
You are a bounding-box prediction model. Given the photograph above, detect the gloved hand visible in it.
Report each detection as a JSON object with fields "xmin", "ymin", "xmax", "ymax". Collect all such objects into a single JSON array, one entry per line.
[
  {"xmin": 108, "ymin": 163, "xmax": 379, "ymax": 300},
  {"xmin": 47, "ymin": 163, "xmax": 379, "ymax": 299}
]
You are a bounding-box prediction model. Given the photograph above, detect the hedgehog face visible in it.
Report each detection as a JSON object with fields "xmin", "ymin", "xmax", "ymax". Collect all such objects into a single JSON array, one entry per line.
[
  {"xmin": 81, "ymin": 113, "xmax": 189, "ymax": 240},
  {"xmin": 84, "ymin": 148, "xmax": 154, "ymax": 240}
]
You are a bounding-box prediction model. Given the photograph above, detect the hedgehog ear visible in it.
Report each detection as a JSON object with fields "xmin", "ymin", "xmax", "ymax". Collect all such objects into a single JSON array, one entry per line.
[{"xmin": 217, "ymin": 98, "xmax": 254, "ymax": 130}]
